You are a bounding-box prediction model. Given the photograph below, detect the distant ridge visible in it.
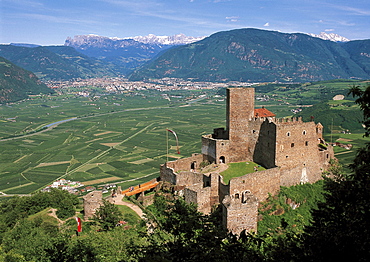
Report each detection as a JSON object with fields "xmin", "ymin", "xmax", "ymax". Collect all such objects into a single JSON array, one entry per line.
[
  {"xmin": 0, "ymin": 56, "xmax": 53, "ymax": 103},
  {"xmin": 64, "ymin": 34, "xmax": 204, "ymax": 74},
  {"xmin": 128, "ymin": 33, "xmax": 206, "ymax": 45},
  {"xmin": 0, "ymin": 44, "xmax": 117, "ymax": 80},
  {"xmin": 129, "ymin": 28, "xmax": 370, "ymax": 82}
]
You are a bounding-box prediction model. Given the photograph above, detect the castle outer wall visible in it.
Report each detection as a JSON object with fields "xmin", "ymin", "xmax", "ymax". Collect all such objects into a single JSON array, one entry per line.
[{"xmin": 160, "ymin": 87, "xmax": 333, "ymax": 235}]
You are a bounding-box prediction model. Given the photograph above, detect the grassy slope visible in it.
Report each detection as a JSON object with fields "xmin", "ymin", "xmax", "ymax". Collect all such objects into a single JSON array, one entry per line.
[{"xmin": 0, "ymin": 57, "xmax": 53, "ymax": 103}]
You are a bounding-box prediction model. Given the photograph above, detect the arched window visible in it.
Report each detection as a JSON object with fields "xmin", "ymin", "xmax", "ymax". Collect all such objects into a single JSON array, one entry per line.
[
  {"xmin": 287, "ymin": 132, "xmax": 291, "ymax": 137},
  {"xmin": 303, "ymin": 130, "xmax": 307, "ymax": 135},
  {"xmin": 305, "ymin": 141, "xmax": 309, "ymax": 146},
  {"xmin": 291, "ymin": 143, "xmax": 295, "ymax": 147}
]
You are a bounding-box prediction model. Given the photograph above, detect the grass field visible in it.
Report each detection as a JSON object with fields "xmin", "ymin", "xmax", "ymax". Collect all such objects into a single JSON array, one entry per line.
[
  {"xmin": 1, "ymin": 80, "xmax": 368, "ymax": 195},
  {"xmin": 0, "ymin": 89, "xmax": 226, "ymax": 194},
  {"xmin": 221, "ymin": 162, "xmax": 266, "ymax": 184}
]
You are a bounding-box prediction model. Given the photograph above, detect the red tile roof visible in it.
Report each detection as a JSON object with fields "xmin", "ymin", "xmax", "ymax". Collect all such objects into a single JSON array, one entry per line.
[{"xmin": 254, "ymin": 107, "xmax": 276, "ymax": 118}]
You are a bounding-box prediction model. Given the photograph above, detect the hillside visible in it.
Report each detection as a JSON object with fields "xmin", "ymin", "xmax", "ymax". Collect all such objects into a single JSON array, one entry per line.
[
  {"xmin": 341, "ymin": 40, "xmax": 370, "ymax": 76},
  {"xmin": 64, "ymin": 35, "xmax": 173, "ymax": 75},
  {"xmin": 129, "ymin": 28, "xmax": 370, "ymax": 82},
  {"xmin": 0, "ymin": 45, "xmax": 117, "ymax": 80},
  {"xmin": 0, "ymin": 57, "xmax": 53, "ymax": 103}
]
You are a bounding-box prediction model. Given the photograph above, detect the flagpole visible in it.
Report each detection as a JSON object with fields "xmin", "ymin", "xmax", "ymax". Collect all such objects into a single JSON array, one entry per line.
[{"xmin": 166, "ymin": 128, "xmax": 168, "ymax": 163}]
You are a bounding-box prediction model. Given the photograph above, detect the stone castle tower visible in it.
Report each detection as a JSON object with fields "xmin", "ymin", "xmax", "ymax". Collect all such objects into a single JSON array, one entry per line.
[
  {"xmin": 160, "ymin": 87, "xmax": 333, "ymax": 235},
  {"xmin": 83, "ymin": 191, "xmax": 103, "ymax": 220}
]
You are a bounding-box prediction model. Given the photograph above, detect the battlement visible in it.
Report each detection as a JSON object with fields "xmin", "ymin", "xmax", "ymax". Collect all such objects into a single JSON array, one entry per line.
[{"xmin": 275, "ymin": 116, "xmax": 303, "ymax": 125}]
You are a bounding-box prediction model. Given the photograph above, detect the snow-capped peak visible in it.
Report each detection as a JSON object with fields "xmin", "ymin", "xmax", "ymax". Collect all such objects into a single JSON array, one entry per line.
[
  {"xmin": 128, "ymin": 33, "xmax": 206, "ymax": 45},
  {"xmin": 308, "ymin": 32, "xmax": 350, "ymax": 42}
]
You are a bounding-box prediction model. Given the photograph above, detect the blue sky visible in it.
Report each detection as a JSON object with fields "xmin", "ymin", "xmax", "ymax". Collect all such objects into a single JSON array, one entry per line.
[{"xmin": 1, "ymin": 0, "xmax": 370, "ymax": 45}]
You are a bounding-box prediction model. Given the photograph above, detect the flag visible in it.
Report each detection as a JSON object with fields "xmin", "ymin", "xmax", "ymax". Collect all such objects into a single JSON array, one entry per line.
[
  {"xmin": 75, "ymin": 217, "xmax": 82, "ymax": 233},
  {"xmin": 166, "ymin": 129, "xmax": 180, "ymax": 154}
]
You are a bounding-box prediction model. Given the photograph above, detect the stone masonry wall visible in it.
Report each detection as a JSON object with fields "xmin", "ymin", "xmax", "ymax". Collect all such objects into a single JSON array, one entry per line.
[
  {"xmin": 228, "ymin": 167, "xmax": 281, "ymax": 202},
  {"xmin": 227, "ymin": 87, "xmax": 255, "ymax": 162},
  {"xmin": 160, "ymin": 164, "xmax": 177, "ymax": 185},
  {"xmin": 275, "ymin": 118, "xmax": 319, "ymax": 169},
  {"xmin": 202, "ymin": 135, "xmax": 230, "ymax": 164},
  {"xmin": 83, "ymin": 191, "xmax": 103, "ymax": 220},
  {"xmin": 222, "ymin": 192, "xmax": 259, "ymax": 234},
  {"xmin": 176, "ymin": 171, "xmax": 204, "ymax": 187},
  {"xmin": 185, "ymin": 185, "xmax": 212, "ymax": 214},
  {"xmin": 165, "ymin": 153, "xmax": 204, "ymax": 172},
  {"xmin": 251, "ymin": 118, "xmax": 277, "ymax": 168}
]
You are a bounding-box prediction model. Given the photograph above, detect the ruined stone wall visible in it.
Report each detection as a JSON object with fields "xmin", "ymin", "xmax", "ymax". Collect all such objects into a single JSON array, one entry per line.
[
  {"xmin": 222, "ymin": 192, "xmax": 258, "ymax": 235},
  {"xmin": 184, "ymin": 186, "xmax": 212, "ymax": 214},
  {"xmin": 228, "ymin": 167, "xmax": 281, "ymax": 202},
  {"xmin": 160, "ymin": 164, "xmax": 177, "ymax": 185},
  {"xmin": 83, "ymin": 191, "xmax": 103, "ymax": 220},
  {"xmin": 210, "ymin": 173, "xmax": 221, "ymax": 206},
  {"xmin": 250, "ymin": 118, "xmax": 277, "ymax": 168},
  {"xmin": 227, "ymin": 87, "xmax": 255, "ymax": 162},
  {"xmin": 202, "ymin": 135, "xmax": 217, "ymax": 163},
  {"xmin": 138, "ymin": 193, "xmax": 155, "ymax": 206},
  {"xmin": 202, "ymin": 135, "xmax": 230, "ymax": 164},
  {"xmin": 165, "ymin": 153, "xmax": 204, "ymax": 172},
  {"xmin": 176, "ymin": 171, "xmax": 204, "ymax": 187},
  {"xmin": 212, "ymin": 127, "xmax": 228, "ymax": 139}
]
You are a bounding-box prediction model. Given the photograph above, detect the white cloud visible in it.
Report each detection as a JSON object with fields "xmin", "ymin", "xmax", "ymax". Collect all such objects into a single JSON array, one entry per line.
[
  {"xmin": 226, "ymin": 16, "xmax": 239, "ymax": 22},
  {"xmin": 264, "ymin": 22, "xmax": 269, "ymax": 27},
  {"xmin": 325, "ymin": 29, "xmax": 334, "ymax": 32},
  {"xmin": 334, "ymin": 5, "xmax": 370, "ymax": 16}
]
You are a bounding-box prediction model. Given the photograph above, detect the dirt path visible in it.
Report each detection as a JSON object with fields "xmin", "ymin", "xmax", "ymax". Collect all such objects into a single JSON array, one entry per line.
[
  {"xmin": 201, "ymin": 163, "xmax": 229, "ymax": 175},
  {"xmin": 48, "ymin": 208, "xmax": 66, "ymax": 224},
  {"xmin": 113, "ymin": 196, "xmax": 144, "ymax": 218}
]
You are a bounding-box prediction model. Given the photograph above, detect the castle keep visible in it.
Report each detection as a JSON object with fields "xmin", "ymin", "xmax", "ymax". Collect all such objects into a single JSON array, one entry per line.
[{"xmin": 160, "ymin": 87, "xmax": 333, "ymax": 234}]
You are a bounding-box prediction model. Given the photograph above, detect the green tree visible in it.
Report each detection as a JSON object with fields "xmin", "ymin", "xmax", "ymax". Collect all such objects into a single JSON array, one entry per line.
[
  {"xmin": 132, "ymin": 195, "xmax": 267, "ymax": 262},
  {"xmin": 296, "ymin": 85, "xmax": 370, "ymax": 261},
  {"xmin": 93, "ymin": 200, "xmax": 123, "ymax": 231}
]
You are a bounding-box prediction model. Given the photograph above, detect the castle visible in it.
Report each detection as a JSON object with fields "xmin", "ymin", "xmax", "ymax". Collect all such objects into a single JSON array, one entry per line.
[{"xmin": 160, "ymin": 87, "xmax": 333, "ymax": 234}]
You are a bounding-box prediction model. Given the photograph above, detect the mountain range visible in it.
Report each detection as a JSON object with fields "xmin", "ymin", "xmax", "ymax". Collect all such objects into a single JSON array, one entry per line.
[
  {"xmin": 1, "ymin": 29, "xmax": 369, "ymax": 83},
  {"xmin": 129, "ymin": 28, "xmax": 370, "ymax": 82},
  {"xmin": 0, "ymin": 45, "xmax": 117, "ymax": 80},
  {"xmin": 0, "ymin": 57, "xmax": 53, "ymax": 103},
  {"xmin": 63, "ymin": 33, "xmax": 205, "ymax": 74}
]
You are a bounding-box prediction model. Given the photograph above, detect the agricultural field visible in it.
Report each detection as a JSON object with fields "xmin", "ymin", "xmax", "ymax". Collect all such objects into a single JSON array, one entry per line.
[
  {"xmin": 0, "ymin": 79, "xmax": 368, "ymax": 195},
  {"xmin": 0, "ymin": 89, "xmax": 226, "ymax": 194}
]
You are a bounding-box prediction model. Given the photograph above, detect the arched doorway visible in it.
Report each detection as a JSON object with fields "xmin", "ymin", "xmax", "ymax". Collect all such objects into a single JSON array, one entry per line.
[
  {"xmin": 219, "ymin": 156, "xmax": 225, "ymax": 164},
  {"xmin": 190, "ymin": 161, "xmax": 196, "ymax": 170}
]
